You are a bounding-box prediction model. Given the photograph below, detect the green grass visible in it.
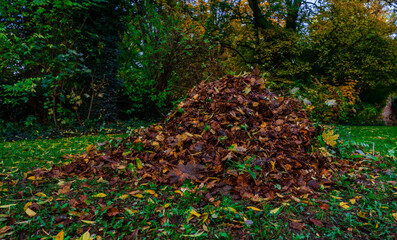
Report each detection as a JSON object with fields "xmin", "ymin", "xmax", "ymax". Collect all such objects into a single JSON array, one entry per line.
[
  {"xmin": 0, "ymin": 126, "xmax": 396, "ymax": 239},
  {"xmin": 0, "ymin": 134, "xmax": 126, "ymax": 173}
]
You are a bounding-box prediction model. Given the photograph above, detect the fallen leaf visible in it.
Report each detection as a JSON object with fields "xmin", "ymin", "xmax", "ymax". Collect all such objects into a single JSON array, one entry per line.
[
  {"xmin": 174, "ymin": 190, "xmax": 184, "ymax": 197},
  {"xmin": 163, "ymin": 203, "xmax": 171, "ymax": 208},
  {"xmin": 247, "ymin": 206, "xmax": 262, "ymax": 211},
  {"xmin": 167, "ymin": 161, "xmax": 204, "ymax": 183},
  {"xmin": 144, "ymin": 190, "xmax": 158, "ymax": 197},
  {"xmin": 392, "ymin": 212, "xmax": 397, "ymax": 221},
  {"xmin": 132, "ymin": 194, "xmax": 144, "ymax": 198},
  {"xmin": 24, "ymin": 202, "xmax": 33, "ymax": 211},
  {"xmin": 78, "ymin": 231, "xmax": 90, "ymax": 240},
  {"xmin": 339, "ymin": 202, "xmax": 350, "ymax": 210},
  {"xmin": 124, "ymin": 208, "xmax": 138, "ymax": 215},
  {"xmin": 136, "ymin": 158, "xmax": 143, "ymax": 170},
  {"xmin": 289, "ymin": 221, "xmax": 305, "ymax": 231},
  {"xmin": 25, "ymin": 208, "xmax": 36, "ymax": 217},
  {"xmin": 27, "ymin": 176, "xmax": 43, "ymax": 181},
  {"xmin": 0, "ymin": 226, "xmax": 12, "ymax": 234},
  {"xmin": 119, "ymin": 194, "xmax": 129, "ymax": 200},
  {"xmin": 93, "ymin": 193, "xmax": 107, "ymax": 198},
  {"xmin": 224, "ymin": 207, "xmax": 237, "ymax": 213},
  {"xmin": 349, "ymin": 198, "xmax": 356, "ymax": 205},
  {"xmin": 270, "ymin": 207, "xmax": 281, "ymax": 214},
  {"xmin": 81, "ymin": 220, "xmax": 95, "ymax": 224},
  {"xmin": 322, "ymin": 130, "xmax": 339, "ymax": 147},
  {"xmin": 189, "ymin": 209, "xmax": 201, "ymax": 218},
  {"xmin": 319, "ymin": 203, "xmax": 329, "ymax": 211},
  {"xmin": 35, "ymin": 192, "xmax": 47, "ymax": 198},
  {"xmin": 309, "ymin": 218, "xmax": 323, "ymax": 227},
  {"xmin": 0, "ymin": 204, "xmax": 16, "ymax": 208},
  {"xmin": 55, "ymin": 230, "xmax": 64, "ymax": 240}
]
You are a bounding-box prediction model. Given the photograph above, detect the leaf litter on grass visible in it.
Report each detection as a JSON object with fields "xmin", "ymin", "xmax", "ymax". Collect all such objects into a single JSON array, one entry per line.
[
  {"xmin": 15, "ymin": 74, "xmax": 392, "ymax": 239},
  {"xmin": 31, "ymin": 74, "xmax": 353, "ymax": 200}
]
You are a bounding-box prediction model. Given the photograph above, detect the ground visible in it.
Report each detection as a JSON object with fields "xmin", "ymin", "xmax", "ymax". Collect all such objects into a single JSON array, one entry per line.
[{"xmin": 0, "ymin": 126, "xmax": 396, "ymax": 239}]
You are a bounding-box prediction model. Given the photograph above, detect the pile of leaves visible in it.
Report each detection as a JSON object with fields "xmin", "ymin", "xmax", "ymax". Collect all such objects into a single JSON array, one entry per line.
[{"xmin": 34, "ymin": 75, "xmax": 343, "ymax": 200}]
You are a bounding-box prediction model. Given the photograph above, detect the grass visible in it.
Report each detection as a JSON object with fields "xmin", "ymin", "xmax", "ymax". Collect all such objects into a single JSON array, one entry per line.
[{"xmin": 0, "ymin": 126, "xmax": 396, "ymax": 239}]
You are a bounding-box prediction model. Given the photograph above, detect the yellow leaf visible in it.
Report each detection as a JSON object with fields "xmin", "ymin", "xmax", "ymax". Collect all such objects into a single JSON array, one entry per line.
[
  {"xmin": 119, "ymin": 194, "xmax": 129, "ymax": 200},
  {"xmin": 331, "ymin": 195, "xmax": 342, "ymax": 199},
  {"xmin": 224, "ymin": 207, "xmax": 237, "ymax": 213},
  {"xmin": 136, "ymin": 158, "xmax": 143, "ymax": 170},
  {"xmin": 349, "ymin": 198, "xmax": 356, "ymax": 205},
  {"xmin": 189, "ymin": 209, "xmax": 201, "ymax": 217},
  {"xmin": 25, "ymin": 208, "xmax": 36, "ymax": 217},
  {"xmin": 81, "ymin": 220, "xmax": 95, "ymax": 224},
  {"xmin": 24, "ymin": 202, "xmax": 33, "ymax": 211},
  {"xmin": 86, "ymin": 144, "xmax": 96, "ymax": 154},
  {"xmin": 96, "ymin": 177, "xmax": 109, "ymax": 184},
  {"xmin": 243, "ymin": 86, "xmax": 251, "ymax": 95},
  {"xmin": 93, "ymin": 193, "xmax": 106, "ymax": 198},
  {"xmin": 132, "ymin": 194, "xmax": 144, "ymax": 198},
  {"xmin": 82, "ymin": 231, "xmax": 90, "ymax": 240},
  {"xmin": 270, "ymin": 161, "xmax": 277, "ymax": 172},
  {"xmin": 124, "ymin": 208, "xmax": 138, "ymax": 215},
  {"xmin": 35, "ymin": 192, "xmax": 47, "ymax": 198},
  {"xmin": 339, "ymin": 202, "xmax": 350, "ymax": 210},
  {"xmin": 55, "ymin": 230, "xmax": 64, "ymax": 240},
  {"xmin": 357, "ymin": 211, "xmax": 368, "ymax": 219},
  {"xmin": 77, "ymin": 231, "xmax": 90, "ymax": 240},
  {"xmin": 247, "ymin": 206, "xmax": 262, "ymax": 211},
  {"xmin": 392, "ymin": 212, "xmax": 397, "ymax": 221},
  {"xmin": 144, "ymin": 190, "xmax": 157, "ymax": 196},
  {"xmin": 27, "ymin": 176, "xmax": 43, "ymax": 181},
  {"xmin": 270, "ymin": 207, "xmax": 280, "ymax": 214},
  {"xmin": 0, "ymin": 204, "xmax": 16, "ymax": 208},
  {"xmin": 174, "ymin": 190, "xmax": 184, "ymax": 197},
  {"xmin": 322, "ymin": 130, "xmax": 339, "ymax": 147},
  {"xmin": 163, "ymin": 203, "xmax": 171, "ymax": 208}
]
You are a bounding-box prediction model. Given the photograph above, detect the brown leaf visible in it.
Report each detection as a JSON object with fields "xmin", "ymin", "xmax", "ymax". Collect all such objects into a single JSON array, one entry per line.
[
  {"xmin": 319, "ymin": 203, "xmax": 329, "ymax": 211},
  {"xmin": 107, "ymin": 207, "xmax": 120, "ymax": 217},
  {"xmin": 0, "ymin": 226, "xmax": 12, "ymax": 234},
  {"xmin": 167, "ymin": 161, "xmax": 204, "ymax": 183},
  {"xmin": 289, "ymin": 221, "xmax": 305, "ymax": 231},
  {"xmin": 309, "ymin": 218, "xmax": 323, "ymax": 227}
]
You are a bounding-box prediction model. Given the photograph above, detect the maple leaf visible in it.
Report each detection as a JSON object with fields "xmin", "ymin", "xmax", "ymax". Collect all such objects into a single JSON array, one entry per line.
[
  {"xmin": 322, "ymin": 130, "xmax": 339, "ymax": 146},
  {"xmin": 166, "ymin": 161, "xmax": 204, "ymax": 183}
]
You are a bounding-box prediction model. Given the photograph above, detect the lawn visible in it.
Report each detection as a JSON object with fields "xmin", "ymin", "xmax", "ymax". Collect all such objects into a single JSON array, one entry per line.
[{"xmin": 0, "ymin": 126, "xmax": 396, "ymax": 239}]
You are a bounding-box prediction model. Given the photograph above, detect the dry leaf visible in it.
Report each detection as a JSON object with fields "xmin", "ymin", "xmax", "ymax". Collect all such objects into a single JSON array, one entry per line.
[
  {"xmin": 0, "ymin": 226, "xmax": 12, "ymax": 234},
  {"xmin": 81, "ymin": 220, "xmax": 95, "ymax": 224},
  {"xmin": 392, "ymin": 212, "xmax": 397, "ymax": 221},
  {"xmin": 93, "ymin": 193, "xmax": 107, "ymax": 198},
  {"xmin": 55, "ymin": 230, "xmax": 64, "ymax": 240},
  {"xmin": 270, "ymin": 207, "xmax": 280, "ymax": 214},
  {"xmin": 25, "ymin": 208, "xmax": 36, "ymax": 217},
  {"xmin": 119, "ymin": 194, "xmax": 129, "ymax": 200},
  {"xmin": 35, "ymin": 192, "xmax": 47, "ymax": 198},
  {"xmin": 247, "ymin": 206, "xmax": 262, "ymax": 211},
  {"xmin": 289, "ymin": 221, "xmax": 305, "ymax": 231},
  {"xmin": 322, "ymin": 130, "xmax": 339, "ymax": 147},
  {"xmin": 339, "ymin": 202, "xmax": 350, "ymax": 210}
]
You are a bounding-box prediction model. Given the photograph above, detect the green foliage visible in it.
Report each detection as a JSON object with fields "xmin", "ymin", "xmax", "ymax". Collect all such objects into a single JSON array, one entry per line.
[
  {"xmin": 294, "ymin": 79, "xmax": 381, "ymax": 124},
  {"xmin": 303, "ymin": 0, "xmax": 397, "ymax": 106},
  {"xmin": 118, "ymin": 1, "xmax": 223, "ymax": 117},
  {"xmin": 0, "ymin": 0, "xmax": 124, "ymax": 127}
]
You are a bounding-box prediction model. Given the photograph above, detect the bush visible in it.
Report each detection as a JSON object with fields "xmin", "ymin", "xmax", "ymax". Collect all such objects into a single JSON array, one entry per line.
[{"xmin": 293, "ymin": 78, "xmax": 381, "ymax": 124}]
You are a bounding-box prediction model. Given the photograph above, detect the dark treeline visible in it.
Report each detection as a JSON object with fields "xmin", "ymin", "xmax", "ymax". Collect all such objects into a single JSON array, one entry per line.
[{"xmin": 0, "ymin": 0, "xmax": 396, "ymax": 131}]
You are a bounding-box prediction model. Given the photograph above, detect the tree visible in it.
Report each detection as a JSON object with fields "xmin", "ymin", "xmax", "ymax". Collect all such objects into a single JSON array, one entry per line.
[
  {"xmin": 305, "ymin": 0, "xmax": 397, "ymax": 105},
  {"xmin": 0, "ymin": 0, "xmax": 125, "ymax": 126}
]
